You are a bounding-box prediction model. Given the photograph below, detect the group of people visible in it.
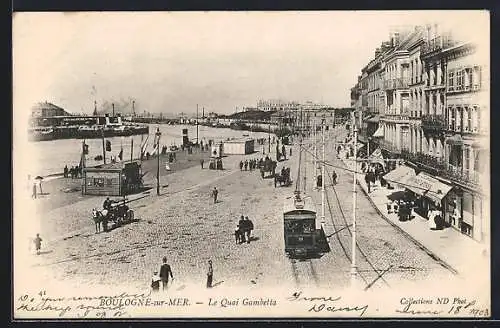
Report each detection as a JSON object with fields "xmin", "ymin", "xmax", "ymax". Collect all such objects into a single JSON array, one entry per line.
[
  {"xmin": 209, "ymin": 158, "xmax": 224, "ymax": 170},
  {"xmin": 363, "ymin": 163, "xmax": 385, "ymax": 193},
  {"xmin": 239, "ymin": 159, "xmax": 260, "ymax": 171},
  {"xmin": 235, "ymin": 215, "xmax": 254, "ymax": 244},
  {"xmin": 63, "ymin": 165, "xmax": 82, "ymax": 179},
  {"xmin": 151, "ymin": 258, "xmax": 215, "ymax": 291}
]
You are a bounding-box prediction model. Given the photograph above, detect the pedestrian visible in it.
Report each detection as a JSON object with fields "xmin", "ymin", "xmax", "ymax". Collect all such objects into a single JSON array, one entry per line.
[
  {"xmin": 332, "ymin": 171, "xmax": 337, "ymax": 185},
  {"xmin": 34, "ymin": 233, "xmax": 42, "ymax": 255},
  {"xmin": 200, "ymin": 159, "xmax": 204, "ymax": 169},
  {"xmin": 64, "ymin": 165, "xmax": 68, "ymax": 178},
  {"xmin": 32, "ymin": 181, "xmax": 37, "ymax": 199},
  {"xmin": 244, "ymin": 160, "xmax": 248, "ymax": 171},
  {"xmin": 245, "ymin": 216, "xmax": 254, "ymax": 243},
  {"xmin": 282, "ymin": 145, "xmax": 286, "ymax": 160},
  {"xmin": 160, "ymin": 256, "xmax": 174, "ymax": 290},
  {"xmin": 239, "ymin": 161, "xmax": 243, "ymax": 171},
  {"xmin": 212, "ymin": 187, "xmax": 218, "ymax": 204},
  {"xmin": 206, "ymin": 260, "xmax": 213, "ymax": 288},
  {"xmin": 365, "ymin": 172, "xmax": 372, "ymax": 193},
  {"xmin": 151, "ymin": 271, "xmax": 161, "ymax": 292},
  {"xmin": 289, "ymin": 147, "xmax": 292, "ymax": 157},
  {"xmin": 238, "ymin": 215, "xmax": 246, "ymax": 243}
]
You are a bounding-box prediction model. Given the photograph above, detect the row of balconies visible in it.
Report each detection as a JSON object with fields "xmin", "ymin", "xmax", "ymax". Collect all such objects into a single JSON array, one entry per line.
[
  {"xmin": 421, "ymin": 35, "xmax": 457, "ymax": 56},
  {"xmin": 397, "ymin": 149, "xmax": 481, "ymax": 189},
  {"xmin": 384, "ymin": 78, "xmax": 409, "ymax": 90}
]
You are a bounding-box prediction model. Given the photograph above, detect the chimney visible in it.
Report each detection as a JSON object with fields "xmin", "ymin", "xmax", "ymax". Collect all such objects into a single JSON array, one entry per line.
[
  {"xmin": 394, "ymin": 32, "xmax": 400, "ymax": 46},
  {"xmin": 112, "ymin": 103, "xmax": 115, "ymax": 117},
  {"xmin": 132, "ymin": 100, "xmax": 135, "ymax": 116}
]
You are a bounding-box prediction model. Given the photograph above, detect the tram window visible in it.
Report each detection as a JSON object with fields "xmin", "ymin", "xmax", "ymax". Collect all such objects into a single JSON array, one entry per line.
[{"xmin": 303, "ymin": 222, "xmax": 314, "ymax": 233}]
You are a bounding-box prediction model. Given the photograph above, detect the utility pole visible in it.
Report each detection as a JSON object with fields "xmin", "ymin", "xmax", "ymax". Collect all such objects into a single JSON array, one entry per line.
[
  {"xmin": 351, "ymin": 125, "xmax": 358, "ymax": 288},
  {"xmin": 313, "ymin": 115, "xmax": 317, "ymax": 189},
  {"xmin": 101, "ymin": 128, "xmax": 106, "ymax": 165},
  {"xmin": 321, "ymin": 117, "xmax": 326, "ymax": 226},
  {"xmin": 156, "ymin": 127, "xmax": 161, "ymax": 196},
  {"xmin": 196, "ymin": 104, "xmax": 199, "ymax": 144},
  {"xmin": 268, "ymin": 122, "xmax": 271, "ymax": 154}
]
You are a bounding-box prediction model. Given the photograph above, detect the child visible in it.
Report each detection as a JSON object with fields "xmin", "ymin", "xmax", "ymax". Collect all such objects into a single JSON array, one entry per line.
[
  {"xmin": 34, "ymin": 234, "xmax": 42, "ymax": 255},
  {"xmin": 151, "ymin": 271, "xmax": 161, "ymax": 292}
]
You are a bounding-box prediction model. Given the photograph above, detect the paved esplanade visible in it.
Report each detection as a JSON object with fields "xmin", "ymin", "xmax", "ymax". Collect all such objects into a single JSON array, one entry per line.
[
  {"xmin": 288, "ymin": 125, "xmax": 455, "ymax": 291},
  {"xmin": 24, "ymin": 128, "xmax": 455, "ymax": 293}
]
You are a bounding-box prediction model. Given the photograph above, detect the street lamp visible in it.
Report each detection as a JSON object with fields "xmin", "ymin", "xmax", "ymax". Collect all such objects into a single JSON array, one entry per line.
[
  {"xmin": 351, "ymin": 126, "xmax": 358, "ymax": 289},
  {"xmin": 156, "ymin": 127, "xmax": 161, "ymax": 196}
]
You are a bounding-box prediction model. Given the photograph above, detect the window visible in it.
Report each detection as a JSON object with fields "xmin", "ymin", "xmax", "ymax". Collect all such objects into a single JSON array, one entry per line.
[
  {"xmin": 456, "ymin": 107, "xmax": 462, "ymax": 131},
  {"xmin": 477, "ymin": 106, "xmax": 482, "ymax": 133},
  {"xmin": 473, "ymin": 66, "xmax": 482, "ymax": 90},
  {"xmin": 448, "ymin": 70, "xmax": 455, "ymax": 91},
  {"xmin": 474, "ymin": 149, "xmax": 481, "ymax": 172},
  {"xmin": 466, "ymin": 107, "xmax": 472, "ymax": 132},
  {"xmin": 464, "ymin": 147, "xmax": 470, "ymax": 172},
  {"xmin": 449, "ymin": 107, "xmax": 455, "ymax": 130},
  {"xmin": 466, "ymin": 68, "xmax": 473, "ymax": 91},
  {"xmin": 456, "ymin": 69, "xmax": 464, "ymax": 91}
]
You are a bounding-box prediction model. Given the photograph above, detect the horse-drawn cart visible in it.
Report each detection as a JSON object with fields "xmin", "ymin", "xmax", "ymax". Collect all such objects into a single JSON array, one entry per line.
[
  {"xmin": 92, "ymin": 198, "xmax": 135, "ymax": 233},
  {"xmin": 259, "ymin": 157, "xmax": 277, "ymax": 179}
]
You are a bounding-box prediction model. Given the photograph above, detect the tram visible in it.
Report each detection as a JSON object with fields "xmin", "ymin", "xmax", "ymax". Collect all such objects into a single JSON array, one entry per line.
[{"xmin": 283, "ymin": 193, "xmax": 319, "ymax": 257}]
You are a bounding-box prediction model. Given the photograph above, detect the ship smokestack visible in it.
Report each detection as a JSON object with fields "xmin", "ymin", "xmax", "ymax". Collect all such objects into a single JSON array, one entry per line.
[{"xmin": 112, "ymin": 103, "xmax": 115, "ymax": 117}]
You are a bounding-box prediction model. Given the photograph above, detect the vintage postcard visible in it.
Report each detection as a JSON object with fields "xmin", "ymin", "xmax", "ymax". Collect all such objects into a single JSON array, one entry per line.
[{"xmin": 12, "ymin": 11, "xmax": 490, "ymax": 319}]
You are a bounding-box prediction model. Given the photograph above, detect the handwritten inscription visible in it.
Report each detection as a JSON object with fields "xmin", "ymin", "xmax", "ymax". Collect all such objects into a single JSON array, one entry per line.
[
  {"xmin": 15, "ymin": 290, "xmax": 193, "ymax": 318},
  {"xmin": 395, "ymin": 297, "xmax": 488, "ymax": 317},
  {"xmin": 288, "ymin": 292, "xmax": 368, "ymax": 317}
]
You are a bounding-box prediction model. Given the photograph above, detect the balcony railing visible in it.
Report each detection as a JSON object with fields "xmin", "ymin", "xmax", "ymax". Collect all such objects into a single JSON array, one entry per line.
[
  {"xmin": 384, "ymin": 78, "xmax": 409, "ymax": 90},
  {"xmin": 379, "ymin": 139, "xmax": 400, "ymax": 153},
  {"xmin": 422, "ymin": 35, "xmax": 457, "ymax": 56},
  {"xmin": 400, "ymin": 150, "xmax": 447, "ymax": 171},
  {"xmin": 381, "ymin": 114, "xmax": 410, "ymax": 122},
  {"xmin": 442, "ymin": 164, "xmax": 481, "ymax": 188},
  {"xmin": 421, "ymin": 114, "xmax": 446, "ymax": 131},
  {"xmin": 400, "ymin": 151, "xmax": 481, "ymax": 189}
]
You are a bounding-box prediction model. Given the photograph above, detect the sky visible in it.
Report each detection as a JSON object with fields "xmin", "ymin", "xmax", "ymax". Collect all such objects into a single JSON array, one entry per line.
[{"xmin": 13, "ymin": 11, "xmax": 489, "ymax": 118}]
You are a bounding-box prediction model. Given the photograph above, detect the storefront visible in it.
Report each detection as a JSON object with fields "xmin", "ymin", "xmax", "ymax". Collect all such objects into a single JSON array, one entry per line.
[
  {"xmin": 404, "ymin": 172, "xmax": 453, "ymax": 220},
  {"xmin": 445, "ymin": 186, "xmax": 486, "ymax": 241},
  {"xmin": 382, "ymin": 164, "xmax": 416, "ymax": 189}
]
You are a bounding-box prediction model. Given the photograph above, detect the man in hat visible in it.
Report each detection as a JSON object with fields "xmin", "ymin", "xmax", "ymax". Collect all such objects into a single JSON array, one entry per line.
[
  {"xmin": 212, "ymin": 187, "xmax": 218, "ymax": 204},
  {"xmin": 160, "ymin": 257, "xmax": 174, "ymax": 290},
  {"xmin": 206, "ymin": 260, "xmax": 213, "ymax": 288}
]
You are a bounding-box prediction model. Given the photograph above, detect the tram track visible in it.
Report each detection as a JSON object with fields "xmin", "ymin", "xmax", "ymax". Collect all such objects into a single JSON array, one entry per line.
[{"xmin": 289, "ymin": 257, "xmax": 320, "ymax": 289}]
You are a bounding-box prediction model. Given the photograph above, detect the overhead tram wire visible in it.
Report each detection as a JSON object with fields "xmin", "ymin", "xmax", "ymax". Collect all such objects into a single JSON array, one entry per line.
[{"xmin": 296, "ymin": 143, "xmax": 437, "ymax": 194}]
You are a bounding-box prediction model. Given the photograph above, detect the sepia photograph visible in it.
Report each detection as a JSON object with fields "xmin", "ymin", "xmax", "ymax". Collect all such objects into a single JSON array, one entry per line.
[{"xmin": 12, "ymin": 10, "xmax": 490, "ymax": 319}]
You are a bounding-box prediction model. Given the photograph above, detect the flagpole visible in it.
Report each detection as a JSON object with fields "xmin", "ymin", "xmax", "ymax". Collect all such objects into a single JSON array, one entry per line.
[
  {"xmin": 101, "ymin": 128, "xmax": 106, "ymax": 165},
  {"xmin": 131, "ymin": 139, "xmax": 134, "ymax": 163}
]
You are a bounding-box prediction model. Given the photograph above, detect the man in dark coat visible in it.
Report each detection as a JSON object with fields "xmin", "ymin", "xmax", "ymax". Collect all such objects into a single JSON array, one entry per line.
[
  {"xmin": 212, "ymin": 187, "xmax": 218, "ymax": 204},
  {"xmin": 206, "ymin": 260, "xmax": 213, "ymax": 288},
  {"xmin": 160, "ymin": 256, "xmax": 174, "ymax": 290}
]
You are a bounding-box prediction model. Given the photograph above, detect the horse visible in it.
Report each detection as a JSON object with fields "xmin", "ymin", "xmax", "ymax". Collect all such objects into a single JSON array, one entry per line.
[{"xmin": 92, "ymin": 208, "xmax": 108, "ymax": 233}]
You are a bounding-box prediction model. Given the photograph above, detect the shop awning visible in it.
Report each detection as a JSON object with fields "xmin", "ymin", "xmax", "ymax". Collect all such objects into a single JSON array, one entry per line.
[
  {"xmin": 367, "ymin": 148, "xmax": 386, "ymax": 168},
  {"xmin": 365, "ymin": 115, "xmax": 380, "ymax": 123},
  {"xmin": 405, "ymin": 172, "xmax": 453, "ymax": 205},
  {"xmin": 446, "ymin": 134, "xmax": 463, "ymax": 146},
  {"xmin": 372, "ymin": 126, "xmax": 384, "ymax": 138},
  {"xmin": 383, "ymin": 165, "xmax": 416, "ymax": 186}
]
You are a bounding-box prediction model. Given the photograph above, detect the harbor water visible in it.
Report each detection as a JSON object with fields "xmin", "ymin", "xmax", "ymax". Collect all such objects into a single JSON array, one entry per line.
[{"xmin": 27, "ymin": 124, "xmax": 271, "ymax": 177}]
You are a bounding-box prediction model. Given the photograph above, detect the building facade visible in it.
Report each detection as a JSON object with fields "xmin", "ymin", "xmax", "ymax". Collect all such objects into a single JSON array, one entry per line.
[{"xmin": 351, "ymin": 24, "xmax": 489, "ymax": 242}]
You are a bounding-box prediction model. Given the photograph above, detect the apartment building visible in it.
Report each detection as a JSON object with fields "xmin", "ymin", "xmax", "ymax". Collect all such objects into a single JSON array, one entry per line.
[{"xmin": 351, "ymin": 24, "xmax": 489, "ymax": 242}]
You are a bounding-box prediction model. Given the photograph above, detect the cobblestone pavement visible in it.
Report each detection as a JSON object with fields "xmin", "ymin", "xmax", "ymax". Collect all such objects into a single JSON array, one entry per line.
[
  {"xmin": 304, "ymin": 127, "xmax": 458, "ymax": 291},
  {"xmin": 18, "ymin": 129, "xmax": 459, "ymax": 295}
]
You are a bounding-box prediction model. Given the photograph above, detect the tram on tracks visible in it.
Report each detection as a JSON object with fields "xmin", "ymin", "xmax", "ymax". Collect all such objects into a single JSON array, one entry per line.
[{"xmin": 283, "ymin": 193, "xmax": 320, "ymax": 257}]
